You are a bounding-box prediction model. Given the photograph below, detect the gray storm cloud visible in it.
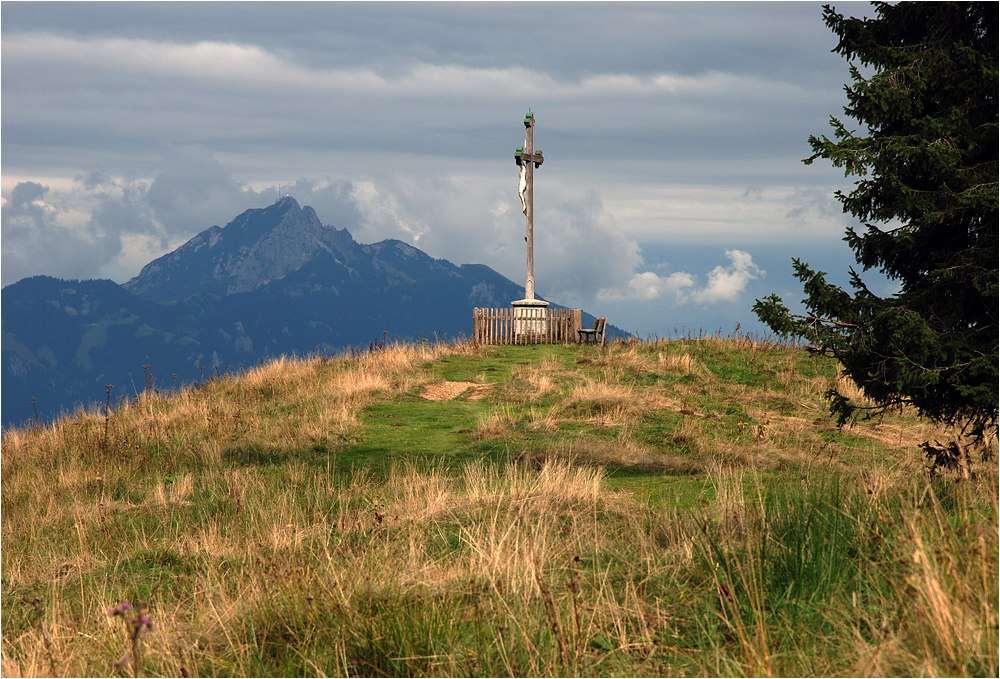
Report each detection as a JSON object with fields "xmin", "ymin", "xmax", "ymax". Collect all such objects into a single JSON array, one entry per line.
[
  {"xmin": 2, "ymin": 2, "xmax": 877, "ymax": 334},
  {"xmin": 0, "ymin": 153, "xmax": 374, "ymax": 287},
  {"xmin": 1, "ymin": 180, "xmax": 122, "ymax": 283}
]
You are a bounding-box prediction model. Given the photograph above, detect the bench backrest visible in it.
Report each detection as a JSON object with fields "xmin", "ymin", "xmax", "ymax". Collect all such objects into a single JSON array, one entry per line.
[{"xmin": 595, "ymin": 317, "xmax": 607, "ymax": 344}]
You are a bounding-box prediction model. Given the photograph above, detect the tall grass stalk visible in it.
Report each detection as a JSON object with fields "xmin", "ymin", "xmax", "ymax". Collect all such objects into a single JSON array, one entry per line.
[{"xmin": 3, "ymin": 337, "xmax": 996, "ymax": 677}]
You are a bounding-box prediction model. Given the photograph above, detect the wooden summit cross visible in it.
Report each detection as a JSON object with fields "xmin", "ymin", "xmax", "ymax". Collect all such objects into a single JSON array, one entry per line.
[
  {"xmin": 515, "ymin": 111, "xmax": 544, "ymax": 300},
  {"xmin": 471, "ymin": 112, "xmax": 587, "ymax": 345}
]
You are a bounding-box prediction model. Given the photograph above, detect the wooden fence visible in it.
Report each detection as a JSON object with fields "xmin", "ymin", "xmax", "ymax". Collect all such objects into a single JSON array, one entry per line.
[{"xmin": 473, "ymin": 307, "xmax": 582, "ymax": 345}]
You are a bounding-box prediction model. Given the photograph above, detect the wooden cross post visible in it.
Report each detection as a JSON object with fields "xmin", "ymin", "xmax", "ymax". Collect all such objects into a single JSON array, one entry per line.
[{"xmin": 515, "ymin": 112, "xmax": 544, "ymax": 300}]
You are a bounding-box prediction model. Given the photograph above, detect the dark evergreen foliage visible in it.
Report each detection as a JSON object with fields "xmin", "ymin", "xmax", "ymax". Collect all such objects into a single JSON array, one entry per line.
[{"xmin": 754, "ymin": 2, "xmax": 998, "ymax": 443}]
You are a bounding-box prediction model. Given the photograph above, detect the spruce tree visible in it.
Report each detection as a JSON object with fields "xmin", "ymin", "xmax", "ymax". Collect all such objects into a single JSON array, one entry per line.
[{"xmin": 754, "ymin": 2, "xmax": 998, "ymax": 457}]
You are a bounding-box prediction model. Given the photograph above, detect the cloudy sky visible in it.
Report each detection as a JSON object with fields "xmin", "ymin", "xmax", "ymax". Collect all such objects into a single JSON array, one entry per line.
[{"xmin": 2, "ymin": 1, "xmax": 886, "ymax": 337}]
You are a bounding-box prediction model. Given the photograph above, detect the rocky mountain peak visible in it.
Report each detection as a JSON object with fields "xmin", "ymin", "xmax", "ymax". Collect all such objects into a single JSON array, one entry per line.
[
  {"xmin": 124, "ymin": 197, "xmax": 358, "ymax": 302},
  {"xmin": 3, "ymin": 196, "xmax": 625, "ymax": 428}
]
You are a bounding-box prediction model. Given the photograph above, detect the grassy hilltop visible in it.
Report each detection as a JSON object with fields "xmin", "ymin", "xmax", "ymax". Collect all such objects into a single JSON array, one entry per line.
[{"xmin": 2, "ymin": 336, "xmax": 997, "ymax": 677}]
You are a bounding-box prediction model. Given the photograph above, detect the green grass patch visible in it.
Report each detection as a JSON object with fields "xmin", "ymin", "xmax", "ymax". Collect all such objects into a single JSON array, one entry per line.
[{"xmin": 2, "ymin": 337, "xmax": 996, "ymax": 677}]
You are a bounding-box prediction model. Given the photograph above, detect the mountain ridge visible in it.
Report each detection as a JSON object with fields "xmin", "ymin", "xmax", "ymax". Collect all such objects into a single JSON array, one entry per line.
[
  {"xmin": 124, "ymin": 197, "xmax": 363, "ymax": 301},
  {"xmin": 2, "ymin": 197, "xmax": 626, "ymax": 428}
]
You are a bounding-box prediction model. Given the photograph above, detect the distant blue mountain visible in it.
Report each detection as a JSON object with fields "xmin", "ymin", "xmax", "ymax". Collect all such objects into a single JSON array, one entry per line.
[{"xmin": 2, "ymin": 197, "xmax": 624, "ymax": 428}]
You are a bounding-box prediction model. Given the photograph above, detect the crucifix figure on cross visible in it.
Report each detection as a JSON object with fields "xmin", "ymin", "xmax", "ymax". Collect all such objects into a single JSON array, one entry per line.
[{"xmin": 514, "ymin": 111, "xmax": 544, "ymax": 300}]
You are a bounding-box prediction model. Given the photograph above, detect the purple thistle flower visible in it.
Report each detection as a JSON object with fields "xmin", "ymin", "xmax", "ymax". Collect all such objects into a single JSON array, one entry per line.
[
  {"xmin": 120, "ymin": 601, "xmax": 132, "ymax": 611},
  {"xmin": 113, "ymin": 653, "xmax": 130, "ymax": 669}
]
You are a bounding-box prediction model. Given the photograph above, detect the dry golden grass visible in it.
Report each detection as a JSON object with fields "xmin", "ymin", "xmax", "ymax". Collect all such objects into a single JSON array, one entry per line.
[
  {"xmin": 527, "ymin": 436, "xmax": 705, "ymax": 476},
  {"xmin": 595, "ymin": 340, "xmax": 660, "ymax": 375},
  {"xmin": 562, "ymin": 379, "xmax": 662, "ymax": 426},
  {"xmin": 513, "ymin": 359, "xmax": 560, "ymax": 399},
  {"xmin": 11, "ymin": 457, "xmax": 643, "ymax": 676},
  {"xmin": 659, "ymin": 351, "xmax": 695, "ymax": 374},
  {"xmin": 844, "ymin": 479, "xmax": 999, "ymax": 677},
  {"xmin": 494, "ymin": 358, "xmax": 563, "ymax": 407},
  {"xmin": 1, "ymin": 340, "xmax": 478, "ymax": 464},
  {"xmin": 3, "ymin": 337, "xmax": 996, "ymax": 678},
  {"xmin": 834, "ymin": 368, "xmax": 876, "ymax": 406},
  {"xmin": 473, "ymin": 407, "xmax": 515, "ymax": 442}
]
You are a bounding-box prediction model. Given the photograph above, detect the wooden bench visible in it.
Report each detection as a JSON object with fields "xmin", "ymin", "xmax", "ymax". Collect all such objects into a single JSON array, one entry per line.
[{"xmin": 578, "ymin": 317, "xmax": 607, "ymax": 346}]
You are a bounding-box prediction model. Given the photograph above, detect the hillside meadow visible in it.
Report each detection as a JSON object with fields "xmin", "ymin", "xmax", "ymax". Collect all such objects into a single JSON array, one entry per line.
[{"xmin": 2, "ymin": 335, "xmax": 997, "ymax": 677}]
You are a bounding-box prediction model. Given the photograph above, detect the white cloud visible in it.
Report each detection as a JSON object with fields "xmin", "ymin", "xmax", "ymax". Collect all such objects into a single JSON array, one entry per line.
[
  {"xmin": 692, "ymin": 249, "xmax": 765, "ymax": 304},
  {"xmin": 1, "ymin": 180, "xmax": 128, "ymax": 284},
  {"xmin": 2, "ymin": 150, "xmax": 270, "ymax": 286},
  {"xmin": 344, "ymin": 174, "xmax": 644, "ymax": 309},
  {"xmin": 1, "ymin": 2, "xmax": 867, "ymax": 338},
  {"xmin": 597, "ymin": 249, "xmax": 763, "ymax": 306},
  {"xmin": 3, "ymin": 33, "xmax": 797, "ymax": 106},
  {"xmin": 599, "ymin": 270, "xmax": 695, "ymax": 302},
  {"xmin": 351, "ymin": 181, "xmax": 433, "ymax": 245}
]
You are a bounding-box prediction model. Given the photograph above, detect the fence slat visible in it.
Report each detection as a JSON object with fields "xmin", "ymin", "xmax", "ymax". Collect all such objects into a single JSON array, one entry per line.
[{"xmin": 473, "ymin": 307, "xmax": 584, "ymax": 345}]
